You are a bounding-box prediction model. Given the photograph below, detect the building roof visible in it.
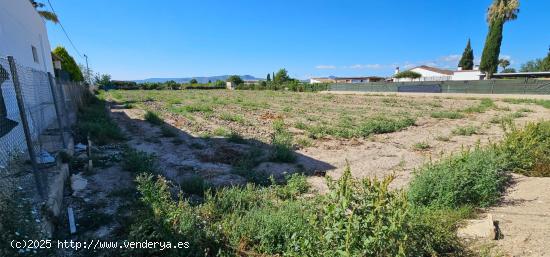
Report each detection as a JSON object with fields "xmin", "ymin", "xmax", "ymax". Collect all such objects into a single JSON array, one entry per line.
[{"xmin": 411, "ymin": 65, "xmax": 454, "ymax": 76}]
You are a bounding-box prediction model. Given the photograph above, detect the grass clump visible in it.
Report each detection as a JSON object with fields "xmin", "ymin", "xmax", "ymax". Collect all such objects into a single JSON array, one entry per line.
[
  {"xmin": 307, "ymin": 116, "xmax": 415, "ymax": 139},
  {"xmin": 502, "ymin": 98, "xmax": 550, "ymax": 109},
  {"xmin": 76, "ymin": 96, "xmax": 124, "ymax": 145},
  {"xmin": 500, "ymin": 121, "xmax": 550, "ymax": 177},
  {"xmin": 144, "ymin": 111, "xmax": 163, "ymax": 125},
  {"xmin": 132, "ymin": 165, "xmax": 464, "ymax": 257},
  {"xmin": 271, "ymin": 120, "xmax": 295, "ymax": 163},
  {"xmin": 409, "ymin": 145, "xmax": 509, "ymax": 209},
  {"xmin": 413, "ymin": 141, "xmax": 431, "ymax": 150},
  {"xmin": 430, "ymin": 111, "xmax": 464, "ymax": 120},
  {"xmin": 436, "ymin": 135, "xmax": 451, "ymax": 142},
  {"xmin": 462, "ymin": 98, "xmax": 495, "ymax": 113},
  {"xmin": 452, "ymin": 125, "xmax": 479, "ymax": 136},
  {"xmin": 122, "ymin": 148, "xmax": 157, "ymax": 173},
  {"xmin": 219, "ymin": 112, "xmax": 245, "ymax": 124},
  {"xmin": 179, "ymin": 175, "xmax": 208, "ymax": 196}
]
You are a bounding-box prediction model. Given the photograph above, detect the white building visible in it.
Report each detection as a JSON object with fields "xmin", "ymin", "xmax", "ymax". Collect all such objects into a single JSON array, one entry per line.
[
  {"xmin": 0, "ymin": 0, "xmax": 54, "ymax": 73},
  {"xmin": 394, "ymin": 65, "xmax": 483, "ymax": 82}
]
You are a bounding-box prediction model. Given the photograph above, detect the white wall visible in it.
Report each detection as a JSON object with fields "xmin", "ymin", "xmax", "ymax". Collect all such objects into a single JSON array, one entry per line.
[
  {"xmin": 0, "ymin": 0, "xmax": 54, "ymax": 74},
  {"xmin": 452, "ymin": 71, "xmax": 483, "ymax": 81},
  {"xmin": 394, "ymin": 67, "xmax": 452, "ymax": 82}
]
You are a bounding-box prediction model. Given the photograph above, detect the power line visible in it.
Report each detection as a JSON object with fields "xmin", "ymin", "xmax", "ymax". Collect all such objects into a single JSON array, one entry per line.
[{"xmin": 45, "ymin": 0, "xmax": 84, "ymax": 59}]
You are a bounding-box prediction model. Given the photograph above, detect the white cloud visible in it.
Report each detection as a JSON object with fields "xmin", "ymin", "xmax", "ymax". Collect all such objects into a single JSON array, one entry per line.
[
  {"xmin": 499, "ymin": 55, "xmax": 514, "ymax": 64},
  {"xmin": 315, "ymin": 65, "xmax": 336, "ymax": 70},
  {"xmin": 347, "ymin": 64, "xmax": 385, "ymax": 69},
  {"xmin": 441, "ymin": 54, "xmax": 461, "ymax": 62}
]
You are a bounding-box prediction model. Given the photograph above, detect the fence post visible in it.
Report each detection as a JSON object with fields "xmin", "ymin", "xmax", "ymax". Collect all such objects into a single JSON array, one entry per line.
[
  {"xmin": 57, "ymin": 79, "xmax": 70, "ymax": 126},
  {"xmin": 7, "ymin": 56, "xmax": 45, "ymax": 199},
  {"xmin": 47, "ymin": 73, "xmax": 67, "ymax": 149}
]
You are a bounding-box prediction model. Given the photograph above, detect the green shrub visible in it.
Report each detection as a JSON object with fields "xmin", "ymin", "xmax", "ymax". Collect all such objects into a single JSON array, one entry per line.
[
  {"xmin": 430, "ymin": 111, "xmax": 464, "ymax": 119},
  {"xmin": 502, "ymin": 98, "xmax": 550, "ymax": 109},
  {"xmin": 271, "ymin": 120, "xmax": 295, "ymax": 163},
  {"xmin": 413, "ymin": 141, "xmax": 431, "ymax": 150},
  {"xmin": 219, "ymin": 113, "xmax": 245, "ymax": 124},
  {"xmin": 76, "ymin": 97, "xmax": 124, "ymax": 145},
  {"xmin": 408, "ymin": 146, "xmax": 509, "ymax": 209},
  {"xmin": 179, "ymin": 175, "xmax": 208, "ymax": 196},
  {"xmin": 452, "ymin": 125, "xmax": 479, "ymax": 136},
  {"xmin": 128, "ymin": 174, "xmax": 218, "ymax": 256},
  {"xmin": 462, "ymin": 98, "xmax": 495, "ymax": 113},
  {"xmin": 288, "ymin": 166, "xmax": 462, "ymax": 256},
  {"xmin": 360, "ymin": 116, "xmax": 415, "ymax": 136},
  {"xmin": 274, "ymin": 173, "xmax": 309, "ymax": 200},
  {"xmin": 144, "ymin": 111, "xmax": 163, "ymax": 125},
  {"xmin": 122, "ymin": 148, "xmax": 157, "ymax": 173},
  {"xmin": 499, "ymin": 121, "xmax": 550, "ymax": 177}
]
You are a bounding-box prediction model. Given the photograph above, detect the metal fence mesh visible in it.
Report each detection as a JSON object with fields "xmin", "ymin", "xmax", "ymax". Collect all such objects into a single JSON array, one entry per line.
[
  {"xmin": 0, "ymin": 55, "xmax": 87, "ymax": 178},
  {"xmin": 330, "ymin": 79, "xmax": 550, "ymax": 95}
]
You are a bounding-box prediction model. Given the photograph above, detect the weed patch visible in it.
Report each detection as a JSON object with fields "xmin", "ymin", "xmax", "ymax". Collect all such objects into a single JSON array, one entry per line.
[
  {"xmin": 431, "ymin": 111, "xmax": 464, "ymax": 119},
  {"xmin": 452, "ymin": 125, "xmax": 479, "ymax": 136}
]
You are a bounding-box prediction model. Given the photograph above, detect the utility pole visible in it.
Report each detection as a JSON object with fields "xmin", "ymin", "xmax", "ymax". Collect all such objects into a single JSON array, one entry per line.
[{"xmin": 83, "ymin": 54, "xmax": 91, "ymax": 85}]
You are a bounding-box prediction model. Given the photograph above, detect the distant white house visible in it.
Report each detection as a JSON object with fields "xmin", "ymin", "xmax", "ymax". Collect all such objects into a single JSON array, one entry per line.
[
  {"xmin": 0, "ymin": 0, "xmax": 54, "ymax": 74},
  {"xmin": 393, "ymin": 65, "xmax": 483, "ymax": 82}
]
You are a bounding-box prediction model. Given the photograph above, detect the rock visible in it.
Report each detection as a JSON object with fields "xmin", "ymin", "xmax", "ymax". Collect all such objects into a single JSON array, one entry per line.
[
  {"xmin": 70, "ymin": 174, "xmax": 88, "ymax": 196},
  {"xmin": 458, "ymin": 214, "xmax": 501, "ymax": 240}
]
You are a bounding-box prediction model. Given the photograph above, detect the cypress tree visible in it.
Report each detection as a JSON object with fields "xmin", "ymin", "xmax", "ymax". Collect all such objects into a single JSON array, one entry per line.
[
  {"xmin": 267, "ymin": 73, "xmax": 271, "ymax": 82},
  {"xmin": 480, "ymin": 19, "xmax": 504, "ymax": 77},
  {"xmin": 458, "ymin": 39, "xmax": 474, "ymax": 70},
  {"xmin": 480, "ymin": 0, "xmax": 519, "ymax": 79}
]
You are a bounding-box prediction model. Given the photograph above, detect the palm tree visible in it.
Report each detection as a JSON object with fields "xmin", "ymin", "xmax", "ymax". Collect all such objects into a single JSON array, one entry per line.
[
  {"xmin": 480, "ymin": 0, "xmax": 519, "ymax": 79},
  {"xmin": 29, "ymin": 0, "xmax": 59, "ymax": 23}
]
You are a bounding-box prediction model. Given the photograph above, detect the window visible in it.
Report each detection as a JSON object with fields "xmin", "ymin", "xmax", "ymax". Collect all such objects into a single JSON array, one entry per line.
[{"xmin": 31, "ymin": 46, "xmax": 39, "ymax": 63}]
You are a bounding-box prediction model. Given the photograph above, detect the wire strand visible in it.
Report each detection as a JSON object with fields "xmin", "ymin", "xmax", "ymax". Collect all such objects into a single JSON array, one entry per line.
[{"xmin": 45, "ymin": 0, "xmax": 84, "ymax": 59}]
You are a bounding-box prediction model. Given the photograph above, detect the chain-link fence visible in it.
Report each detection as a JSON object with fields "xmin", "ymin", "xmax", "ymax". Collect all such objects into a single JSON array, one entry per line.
[
  {"xmin": 330, "ymin": 79, "xmax": 550, "ymax": 95},
  {"xmin": 0, "ymin": 55, "xmax": 88, "ymax": 197}
]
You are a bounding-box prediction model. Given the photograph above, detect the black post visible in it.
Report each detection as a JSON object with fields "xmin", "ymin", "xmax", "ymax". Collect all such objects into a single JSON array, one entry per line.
[
  {"xmin": 47, "ymin": 73, "xmax": 67, "ymax": 148},
  {"xmin": 7, "ymin": 56, "xmax": 45, "ymax": 199}
]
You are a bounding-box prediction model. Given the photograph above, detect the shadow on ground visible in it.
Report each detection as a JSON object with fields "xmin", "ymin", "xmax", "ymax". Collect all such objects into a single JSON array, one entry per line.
[{"xmin": 108, "ymin": 102, "xmax": 335, "ymax": 189}]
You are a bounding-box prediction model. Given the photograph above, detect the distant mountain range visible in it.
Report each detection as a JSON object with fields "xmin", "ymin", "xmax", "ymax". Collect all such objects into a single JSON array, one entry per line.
[{"xmin": 134, "ymin": 75, "xmax": 262, "ymax": 84}]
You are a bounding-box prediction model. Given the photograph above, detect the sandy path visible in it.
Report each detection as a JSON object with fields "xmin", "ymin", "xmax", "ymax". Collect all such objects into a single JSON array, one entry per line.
[{"xmin": 464, "ymin": 175, "xmax": 550, "ymax": 257}]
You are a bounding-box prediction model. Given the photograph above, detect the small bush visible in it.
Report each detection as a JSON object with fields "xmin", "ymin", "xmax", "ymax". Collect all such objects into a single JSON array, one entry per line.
[
  {"xmin": 271, "ymin": 120, "xmax": 295, "ymax": 163},
  {"xmin": 144, "ymin": 111, "xmax": 163, "ymax": 125},
  {"xmin": 413, "ymin": 141, "xmax": 431, "ymax": 150},
  {"xmin": 452, "ymin": 125, "xmax": 479, "ymax": 136},
  {"xmin": 180, "ymin": 175, "xmax": 208, "ymax": 196},
  {"xmin": 500, "ymin": 121, "xmax": 550, "ymax": 177},
  {"xmin": 122, "ymin": 148, "xmax": 157, "ymax": 173},
  {"xmin": 462, "ymin": 98, "xmax": 495, "ymax": 113},
  {"xmin": 274, "ymin": 173, "xmax": 309, "ymax": 200},
  {"xmin": 431, "ymin": 111, "xmax": 464, "ymax": 119},
  {"xmin": 76, "ymin": 97, "xmax": 124, "ymax": 145},
  {"xmin": 408, "ymin": 146, "xmax": 509, "ymax": 209},
  {"xmin": 219, "ymin": 113, "xmax": 245, "ymax": 124}
]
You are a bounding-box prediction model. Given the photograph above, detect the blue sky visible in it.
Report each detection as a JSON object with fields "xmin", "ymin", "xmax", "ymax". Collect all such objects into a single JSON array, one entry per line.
[{"xmin": 45, "ymin": 0, "xmax": 550, "ymax": 80}]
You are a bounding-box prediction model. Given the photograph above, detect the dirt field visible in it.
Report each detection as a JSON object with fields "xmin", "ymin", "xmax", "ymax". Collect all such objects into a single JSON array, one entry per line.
[
  {"xmin": 101, "ymin": 90, "xmax": 550, "ymax": 256},
  {"xmin": 104, "ymin": 90, "xmax": 550, "ymax": 189}
]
